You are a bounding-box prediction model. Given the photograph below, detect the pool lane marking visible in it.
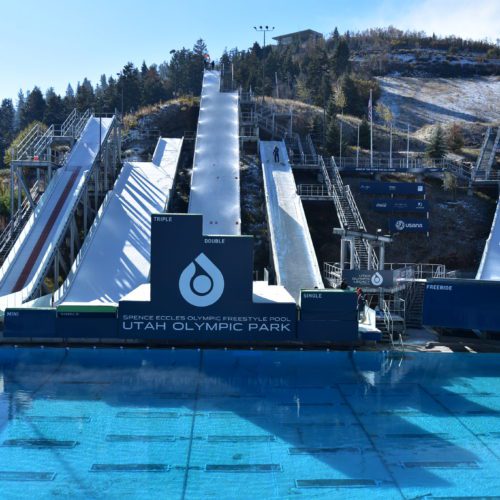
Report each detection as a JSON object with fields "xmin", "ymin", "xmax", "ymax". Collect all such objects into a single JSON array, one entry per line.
[
  {"xmin": 335, "ymin": 383, "xmax": 403, "ymax": 498},
  {"xmin": 418, "ymin": 384, "xmax": 500, "ymax": 460},
  {"xmin": 181, "ymin": 350, "xmax": 204, "ymax": 500}
]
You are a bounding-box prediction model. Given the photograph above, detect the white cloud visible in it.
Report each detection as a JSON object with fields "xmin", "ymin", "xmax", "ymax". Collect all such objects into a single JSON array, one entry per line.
[{"xmin": 389, "ymin": 0, "xmax": 500, "ymax": 42}]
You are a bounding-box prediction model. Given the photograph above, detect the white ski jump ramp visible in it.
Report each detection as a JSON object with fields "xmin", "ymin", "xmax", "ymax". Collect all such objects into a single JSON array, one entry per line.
[
  {"xmin": 260, "ymin": 141, "xmax": 324, "ymax": 302},
  {"xmin": 0, "ymin": 116, "xmax": 114, "ymax": 309},
  {"xmin": 188, "ymin": 70, "xmax": 241, "ymax": 235},
  {"xmin": 476, "ymin": 195, "xmax": 500, "ymax": 281},
  {"xmin": 54, "ymin": 138, "xmax": 183, "ymax": 305}
]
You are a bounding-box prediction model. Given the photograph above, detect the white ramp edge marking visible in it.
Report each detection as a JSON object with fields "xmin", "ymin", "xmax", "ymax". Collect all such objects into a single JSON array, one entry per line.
[
  {"xmin": 188, "ymin": 70, "xmax": 241, "ymax": 236},
  {"xmin": 260, "ymin": 140, "xmax": 324, "ymax": 302}
]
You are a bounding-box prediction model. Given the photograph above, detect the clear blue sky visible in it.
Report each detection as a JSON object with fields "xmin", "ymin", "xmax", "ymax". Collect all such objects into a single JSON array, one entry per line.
[{"xmin": 1, "ymin": 0, "xmax": 498, "ymax": 102}]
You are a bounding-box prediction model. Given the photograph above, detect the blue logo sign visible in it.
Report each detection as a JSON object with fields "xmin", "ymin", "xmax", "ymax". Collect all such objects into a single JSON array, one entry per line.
[
  {"xmin": 389, "ymin": 218, "xmax": 429, "ymax": 233},
  {"xmin": 179, "ymin": 253, "xmax": 225, "ymax": 307}
]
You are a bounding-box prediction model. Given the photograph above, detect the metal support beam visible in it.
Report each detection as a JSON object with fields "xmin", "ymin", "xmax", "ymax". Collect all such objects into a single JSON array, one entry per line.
[
  {"xmin": 16, "ymin": 170, "xmax": 35, "ymax": 210},
  {"xmin": 340, "ymin": 238, "xmax": 346, "ymax": 271},
  {"xmin": 349, "ymin": 237, "xmax": 355, "ymax": 270}
]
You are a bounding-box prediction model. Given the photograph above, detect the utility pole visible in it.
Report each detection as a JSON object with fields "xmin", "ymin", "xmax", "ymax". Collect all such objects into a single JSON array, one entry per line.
[
  {"xmin": 406, "ymin": 123, "xmax": 410, "ymax": 169},
  {"xmin": 369, "ymin": 88, "xmax": 373, "ymax": 168},
  {"xmin": 356, "ymin": 123, "xmax": 360, "ymax": 169},
  {"xmin": 339, "ymin": 113, "xmax": 343, "ymax": 167},
  {"xmin": 254, "ymin": 25, "xmax": 275, "ymax": 102},
  {"xmin": 389, "ymin": 122, "xmax": 393, "ymax": 169}
]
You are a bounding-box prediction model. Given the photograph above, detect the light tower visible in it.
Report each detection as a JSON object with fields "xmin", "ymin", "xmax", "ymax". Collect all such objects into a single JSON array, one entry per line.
[{"xmin": 253, "ymin": 26, "xmax": 275, "ymax": 102}]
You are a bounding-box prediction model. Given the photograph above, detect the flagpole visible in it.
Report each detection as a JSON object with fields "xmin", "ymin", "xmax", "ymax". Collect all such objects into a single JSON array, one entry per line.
[
  {"xmin": 339, "ymin": 112, "xmax": 343, "ymax": 167},
  {"xmin": 389, "ymin": 122, "xmax": 393, "ymax": 169},
  {"xmin": 406, "ymin": 123, "xmax": 410, "ymax": 169},
  {"xmin": 369, "ymin": 89, "xmax": 373, "ymax": 168},
  {"xmin": 356, "ymin": 123, "xmax": 360, "ymax": 169}
]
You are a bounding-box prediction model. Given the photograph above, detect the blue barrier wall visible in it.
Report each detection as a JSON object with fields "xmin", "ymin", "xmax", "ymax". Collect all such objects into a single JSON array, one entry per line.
[{"xmin": 423, "ymin": 278, "xmax": 500, "ymax": 332}]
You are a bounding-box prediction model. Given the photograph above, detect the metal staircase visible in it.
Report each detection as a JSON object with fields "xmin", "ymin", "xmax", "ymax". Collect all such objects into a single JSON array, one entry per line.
[
  {"xmin": 473, "ymin": 126, "xmax": 500, "ymax": 183},
  {"xmin": 0, "ymin": 182, "xmax": 44, "ymax": 264},
  {"xmin": 13, "ymin": 109, "xmax": 90, "ymax": 163},
  {"xmin": 319, "ymin": 156, "xmax": 378, "ymax": 270},
  {"xmin": 405, "ymin": 280, "xmax": 426, "ymax": 328}
]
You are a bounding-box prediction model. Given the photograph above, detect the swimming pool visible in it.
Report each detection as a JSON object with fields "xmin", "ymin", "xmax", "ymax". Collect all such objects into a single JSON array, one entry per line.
[{"xmin": 0, "ymin": 348, "xmax": 498, "ymax": 499}]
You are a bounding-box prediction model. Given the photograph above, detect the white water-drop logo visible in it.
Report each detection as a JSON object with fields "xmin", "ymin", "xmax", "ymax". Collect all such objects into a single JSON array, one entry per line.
[
  {"xmin": 371, "ymin": 272, "xmax": 384, "ymax": 287},
  {"xmin": 179, "ymin": 253, "xmax": 224, "ymax": 307},
  {"xmin": 395, "ymin": 220, "xmax": 406, "ymax": 231}
]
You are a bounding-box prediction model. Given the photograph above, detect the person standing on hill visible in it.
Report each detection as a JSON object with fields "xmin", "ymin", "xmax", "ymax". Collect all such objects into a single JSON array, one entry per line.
[{"xmin": 273, "ymin": 145, "xmax": 280, "ymax": 163}]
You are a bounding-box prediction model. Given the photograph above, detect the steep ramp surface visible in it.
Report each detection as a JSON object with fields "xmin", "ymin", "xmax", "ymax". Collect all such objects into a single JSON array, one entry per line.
[
  {"xmin": 476, "ymin": 196, "xmax": 500, "ymax": 281},
  {"xmin": 55, "ymin": 138, "xmax": 183, "ymax": 305},
  {"xmin": 188, "ymin": 70, "xmax": 240, "ymax": 235},
  {"xmin": 260, "ymin": 141, "xmax": 323, "ymax": 302},
  {"xmin": 0, "ymin": 117, "xmax": 113, "ymax": 308}
]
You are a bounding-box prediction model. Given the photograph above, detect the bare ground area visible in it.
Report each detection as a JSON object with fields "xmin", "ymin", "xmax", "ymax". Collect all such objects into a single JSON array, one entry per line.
[{"xmin": 378, "ymin": 76, "xmax": 500, "ymax": 128}]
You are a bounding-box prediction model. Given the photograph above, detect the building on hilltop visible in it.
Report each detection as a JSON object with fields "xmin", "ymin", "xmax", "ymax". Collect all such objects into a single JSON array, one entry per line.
[{"xmin": 273, "ymin": 29, "xmax": 323, "ymax": 46}]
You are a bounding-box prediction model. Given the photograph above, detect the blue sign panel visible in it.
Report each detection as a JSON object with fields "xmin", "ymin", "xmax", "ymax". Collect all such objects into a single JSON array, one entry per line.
[
  {"xmin": 389, "ymin": 218, "xmax": 429, "ymax": 233},
  {"xmin": 360, "ymin": 182, "xmax": 425, "ymax": 195},
  {"xmin": 372, "ymin": 199, "xmax": 429, "ymax": 212},
  {"xmin": 423, "ymin": 279, "xmax": 500, "ymax": 332},
  {"xmin": 119, "ymin": 214, "xmax": 297, "ymax": 341}
]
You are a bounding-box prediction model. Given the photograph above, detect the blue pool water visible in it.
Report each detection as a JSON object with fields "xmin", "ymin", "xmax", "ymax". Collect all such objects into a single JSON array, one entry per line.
[{"xmin": 0, "ymin": 348, "xmax": 499, "ymax": 499}]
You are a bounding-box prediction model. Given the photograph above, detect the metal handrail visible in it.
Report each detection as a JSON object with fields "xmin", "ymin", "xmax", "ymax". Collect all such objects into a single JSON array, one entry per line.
[
  {"xmin": 486, "ymin": 127, "xmax": 500, "ymax": 179},
  {"xmin": 474, "ymin": 126, "xmax": 492, "ymax": 177},
  {"xmin": 15, "ymin": 124, "xmax": 43, "ymax": 160},
  {"xmin": 297, "ymin": 184, "xmax": 332, "ymax": 198}
]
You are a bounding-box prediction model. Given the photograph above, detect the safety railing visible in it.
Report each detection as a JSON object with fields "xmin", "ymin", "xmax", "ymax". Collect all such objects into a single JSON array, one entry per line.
[
  {"xmin": 384, "ymin": 262, "xmax": 446, "ymax": 279},
  {"xmin": 474, "ymin": 126, "xmax": 492, "ymax": 178},
  {"xmin": 323, "ymin": 262, "xmax": 342, "ymax": 286},
  {"xmin": 0, "ymin": 181, "xmax": 44, "ymax": 260},
  {"xmin": 297, "ymin": 184, "xmax": 332, "ymax": 199}
]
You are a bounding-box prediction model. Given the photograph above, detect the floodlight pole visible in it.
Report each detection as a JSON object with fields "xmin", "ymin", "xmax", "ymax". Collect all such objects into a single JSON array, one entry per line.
[{"xmin": 254, "ymin": 25, "xmax": 275, "ymax": 103}]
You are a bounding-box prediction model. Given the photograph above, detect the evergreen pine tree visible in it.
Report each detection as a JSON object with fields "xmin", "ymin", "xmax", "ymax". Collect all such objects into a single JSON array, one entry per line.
[
  {"xmin": 64, "ymin": 84, "xmax": 76, "ymax": 113},
  {"xmin": 426, "ymin": 125, "xmax": 447, "ymax": 158},
  {"xmin": 21, "ymin": 86, "xmax": 46, "ymax": 128},
  {"xmin": 15, "ymin": 90, "xmax": 25, "ymax": 131},
  {"xmin": 76, "ymin": 79, "xmax": 95, "ymax": 112},
  {"xmin": 331, "ymin": 39, "xmax": 350, "ymax": 77},
  {"xmin": 118, "ymin": 63, "xmax": 142, "ymax": 112},
  {"xmin": 0, "ymin": 99, "xmax": 15, "ymax": 168},
  {"xmin": 44, "ymin": 88, "xmax": 65, "ymax": 124},
  {"xmin": 326, "ymin": 118, "xmax": 340, "ymax": 156}
]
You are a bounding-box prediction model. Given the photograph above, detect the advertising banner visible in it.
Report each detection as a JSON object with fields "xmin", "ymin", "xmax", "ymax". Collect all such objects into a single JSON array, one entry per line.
[
  {"xmin": 360, "ymin": 182, "xmax": 425, "ymax": 195},
  {"xmin": 342, "ymin": 270, "xmax": 398, "ymax": 288},
  {"xmin": 372, "ymin": 199, "xmax": 429, "ymax": 212},
  {"xmin": 389, "ymin": 218, "xmax": 429, "ymax": 233}
]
